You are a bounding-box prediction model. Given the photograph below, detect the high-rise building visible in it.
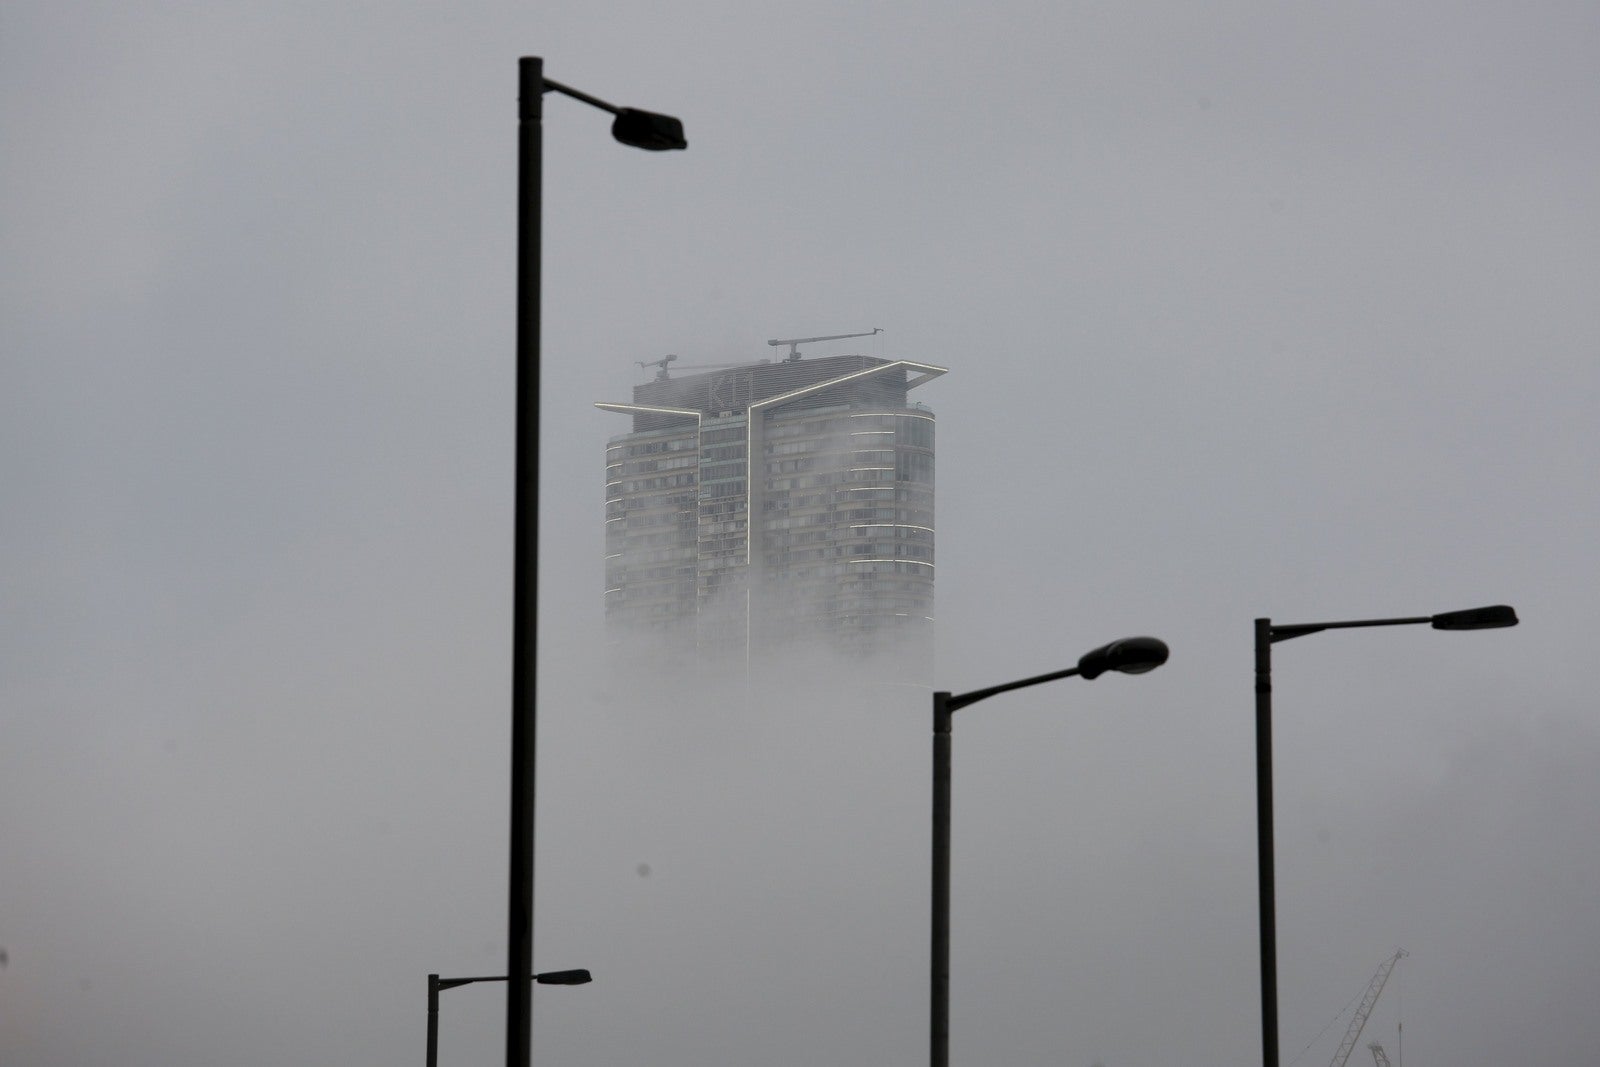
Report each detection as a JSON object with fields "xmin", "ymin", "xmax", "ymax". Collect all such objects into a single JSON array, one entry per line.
[{"xmin": 597, "ymin": 351, "xmax": 946, "ymax": 661}]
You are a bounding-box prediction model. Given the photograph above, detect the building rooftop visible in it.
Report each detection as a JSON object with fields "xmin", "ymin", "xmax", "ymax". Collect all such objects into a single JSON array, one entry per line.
[{"xmin": 598, "ymin": 354, "xmax": 946, "ymax": 433}]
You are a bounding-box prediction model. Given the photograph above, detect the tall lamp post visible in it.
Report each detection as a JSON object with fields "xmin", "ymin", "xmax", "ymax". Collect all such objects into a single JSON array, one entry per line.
[
  {"xmin": 1253, "ymin": 604, "xmax": 1517, "ymax": 1067},
  {"xmin": 511, "ymin": 57, "xmax": 685, "ymax": 1067},
  {"xmin": 931, "ymin": 636, "xmax": 1170, "ymax": 1067},
  {"xmin": 430, "ymin": 969, "xmax": 592, "ymax": 1067}
]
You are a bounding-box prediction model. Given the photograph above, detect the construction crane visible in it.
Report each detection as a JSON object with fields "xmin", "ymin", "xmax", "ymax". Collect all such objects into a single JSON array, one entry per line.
[
  {"xmin": 637, "ymin": 354, "xmax": 678, "ymax": 381},
  {"xmin": 1367, "ymin": 1043, "xmax": 1391, "ymax": 1067},
  {"xmin": 766, "ymin": 328, "xmax": 882, "ymax": 362},
  {"xmin": 635, "ymin": 355, "xmax": 761, "ymax": 381},
  {"xmin": 1328, "ymin": 951, "xmax": 1406, "ymax": 1067}
]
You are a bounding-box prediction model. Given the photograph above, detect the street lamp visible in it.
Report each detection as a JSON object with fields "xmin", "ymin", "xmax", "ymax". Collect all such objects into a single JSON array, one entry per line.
[
  {"xmin": 509, "ymin": 57, "xmax": 684, "ymax": 1067},
  {"xmin": 930, "ymin": 636, "xmax": 1169, "ymax": 1067},
  {"xmin": 429, "ymin": 969, "xmax": 592, "ymax": 1067},
  {"xmin": 1253, "ymin": 604, "xmax": 1517, "ymax": 1067}
]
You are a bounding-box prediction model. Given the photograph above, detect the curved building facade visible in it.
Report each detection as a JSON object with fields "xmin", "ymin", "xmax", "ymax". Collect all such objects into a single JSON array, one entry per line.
[{"xmin": 598, "ymin": 354, "xmax": 945, "ymax": 663}]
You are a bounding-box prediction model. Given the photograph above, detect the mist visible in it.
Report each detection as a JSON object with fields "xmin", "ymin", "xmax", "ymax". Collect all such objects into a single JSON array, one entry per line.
[{"xmin": 4, "ymin": 3, "xmax": 1599, "ymax": 1065}]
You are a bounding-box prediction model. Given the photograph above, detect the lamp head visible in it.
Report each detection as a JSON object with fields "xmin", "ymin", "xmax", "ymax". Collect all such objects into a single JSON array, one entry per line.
[
  {"xmin": 534, "ymin": 969, "xmax": 593, "ymax": 985},
  {"xmin": 1077, "ymin": 636, "xmax": 1170, "ymax": 680},
  {"xmin": 1430, "ymin": 605, "xmax": 1518, "ymax": 631},
  {"xmin": 611, "ymin": 108, "xmax": 687, "ymax": 150}
]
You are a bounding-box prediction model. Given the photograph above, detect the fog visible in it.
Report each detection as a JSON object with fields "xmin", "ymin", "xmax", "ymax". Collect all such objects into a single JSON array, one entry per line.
[{"xmin": 4, "ymin": 3, "xmax": 1598, "ymax": 1065}]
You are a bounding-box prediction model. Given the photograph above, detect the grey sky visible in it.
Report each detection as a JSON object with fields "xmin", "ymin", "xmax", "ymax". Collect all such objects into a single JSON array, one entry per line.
[{"xmin": 3, "ymin": 3, "xmax": 1597, "ymax": 1065}]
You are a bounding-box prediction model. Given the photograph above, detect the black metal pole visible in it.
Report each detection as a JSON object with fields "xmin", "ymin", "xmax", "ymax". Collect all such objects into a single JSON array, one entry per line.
[
  {"xmin": 1254, "ymin": 618, "xmax": 1278, "ymax": 1067},
  {"xmin": 509, "ymin": 55, "xmax": 543, "ymax": 1067},
  {"xmin": 427, "ymin": 974, "xmax": 441, "ymax": 1067},
  {"xmin": 931, "ymin": 691, "xmax": 952, "ymax": 1067}
]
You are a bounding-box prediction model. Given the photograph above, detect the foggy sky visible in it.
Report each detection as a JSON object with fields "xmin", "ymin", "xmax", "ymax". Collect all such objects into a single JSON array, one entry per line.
[{"xmin": 3, "ymin": 3, "xmax": 1598, "ymax": 1065}]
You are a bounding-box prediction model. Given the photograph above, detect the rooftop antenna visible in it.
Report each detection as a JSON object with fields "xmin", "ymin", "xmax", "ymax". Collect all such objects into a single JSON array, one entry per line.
[
  {"xmin": 637, "ymin": 354, "xmax": 678, "ymax": 381},
  {"xmin": 766, "ymin": 328, "xmax": 882, "ymax": 362}
]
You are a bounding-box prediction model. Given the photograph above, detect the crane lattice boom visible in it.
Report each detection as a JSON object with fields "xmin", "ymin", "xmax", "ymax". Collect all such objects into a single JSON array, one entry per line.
[{"xmin": 1329, "ymin": 950, "xmax": 1406, "ymax": 1067}]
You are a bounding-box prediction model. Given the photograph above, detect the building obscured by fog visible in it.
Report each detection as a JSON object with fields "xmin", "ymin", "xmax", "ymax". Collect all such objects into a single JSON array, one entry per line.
[{"xmin": 598, "ymin": 347, "xmax": 945, "ymax": 667}]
